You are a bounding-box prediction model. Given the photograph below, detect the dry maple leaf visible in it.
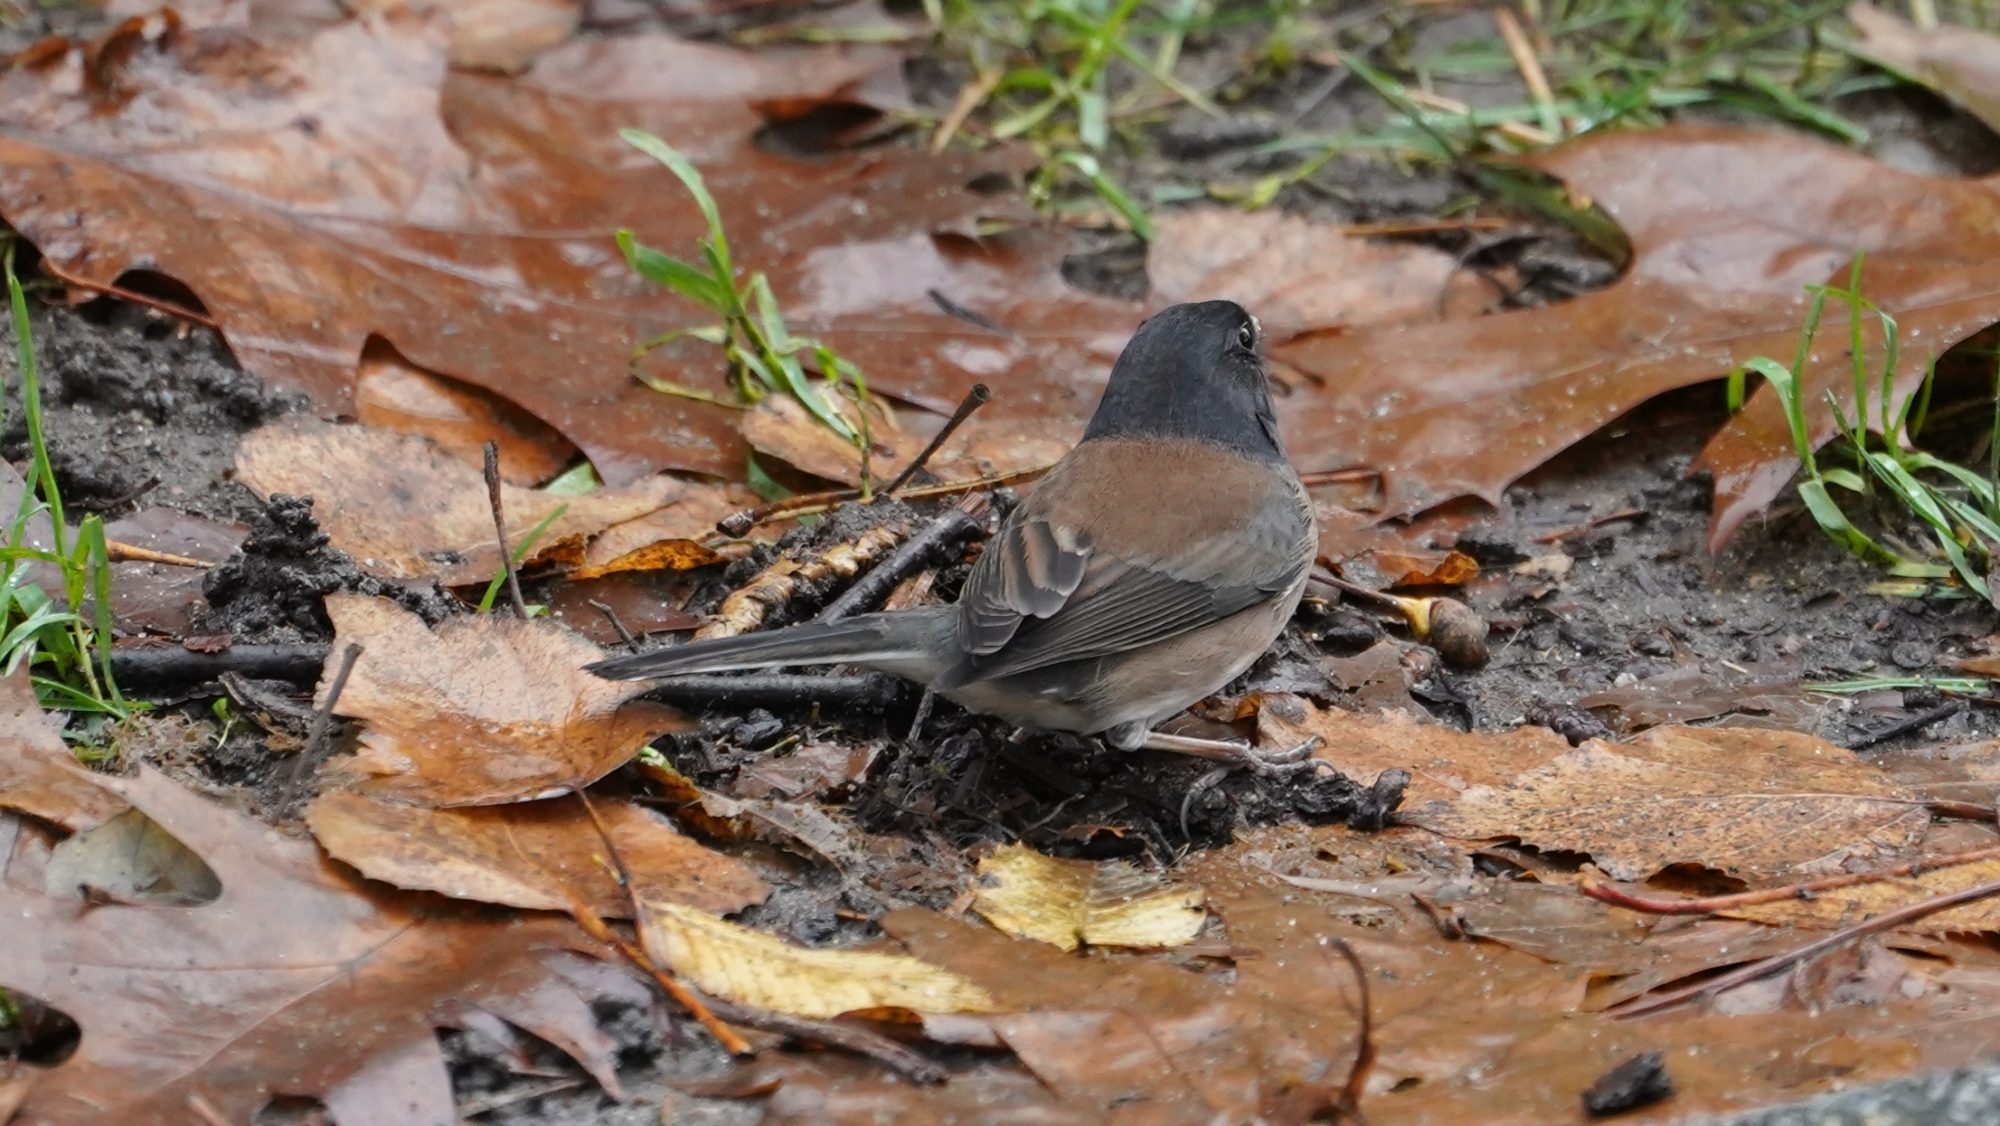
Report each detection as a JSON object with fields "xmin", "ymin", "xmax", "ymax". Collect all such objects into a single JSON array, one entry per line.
[
  {"xmin": 305, "ymin": 790, "xmax": 769, "ymax": 917},
  {"xmin": 637, "ymin": 898, "xmax": 997, "ymax": 1020},
  {"xmin": 0, "ymin": 14, "xmax": 1134, "ymax": 484},
  {"xmin": 235, "ymin": 418, "xmax": 681, "ymax": 585},
  {"xmin": 317, "ymin": 594, "xmax": 689, "ymax": 805},
  {"xmin": 972, "ymin": 843, "xmax": 1206, "ymax": 952},
  {"xmin": 1413, "ymin": 726, "xmax": 1929, "ymax": 882},
  {"xmin": 1275, "ymin": 122, "xmax": 2000, "ymax": 546},
  {"xmin": 0, "ymin": 766, "xmax": 612, "ymax": 1125}
]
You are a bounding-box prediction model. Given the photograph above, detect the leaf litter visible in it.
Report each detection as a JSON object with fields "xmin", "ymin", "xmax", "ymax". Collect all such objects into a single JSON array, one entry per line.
[{"xmin": 15, "ymin": 3, "xmax": 2000, "ymax": 1124}]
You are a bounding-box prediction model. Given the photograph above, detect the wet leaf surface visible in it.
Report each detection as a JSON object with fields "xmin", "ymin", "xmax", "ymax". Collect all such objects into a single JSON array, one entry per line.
[
  {"xmin": 319, "ymin": 594, "xmax": 690, "ymax": 805},
  {"xmin": 1416, "ymin": 726, "xmax": 1929, "ymax": 882},
  {"xmin": 306, "ymin": 790, "xmax": 769, "ymax": 917},
  {"xmin": 971, "ymin": 842, "xmax": 1205, "ymax": 952},
  {"xmin": 1275, "ymin": 124, "xmax": 2000, "ymax": 545},
  {"xmin": 0, "ymin": 767, "xmax": 604, "ymax": 1125}
]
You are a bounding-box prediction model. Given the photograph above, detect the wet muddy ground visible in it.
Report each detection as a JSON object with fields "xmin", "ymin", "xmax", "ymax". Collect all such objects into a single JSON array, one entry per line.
[{"xmin": 8, "ymin": 2, "xmax": 2000, "ymax": 1121}]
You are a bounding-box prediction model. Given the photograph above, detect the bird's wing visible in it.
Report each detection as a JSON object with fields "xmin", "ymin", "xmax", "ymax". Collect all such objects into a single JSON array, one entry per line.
[{"xmin": 948, "ymin": 447, "xmax": 1312, "ymax": 684}]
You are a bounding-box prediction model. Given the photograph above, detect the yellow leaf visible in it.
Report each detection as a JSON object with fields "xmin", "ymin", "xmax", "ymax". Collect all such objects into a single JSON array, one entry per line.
[
  {"xmin": 637, "ymin": 898, "xmax": 997, "ymax": 1019},
  {"xmin": 972, "ymin": 843, "xmax": 1206, "ymax": 952}
]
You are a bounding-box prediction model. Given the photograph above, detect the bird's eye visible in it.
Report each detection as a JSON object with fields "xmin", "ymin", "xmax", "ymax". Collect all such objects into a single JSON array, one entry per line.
[{"xmin": 1235, "ymin": 318, "xmax": 1259, "ymax": 350}]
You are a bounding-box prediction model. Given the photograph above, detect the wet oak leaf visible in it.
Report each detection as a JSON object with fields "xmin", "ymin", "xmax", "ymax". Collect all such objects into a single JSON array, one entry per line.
[
  {"xmin": 1847, "ymin": 5, "xmax": 2000, "ymax": 135},
  {"xmin": 236, "ymin": 418, "xmax": 677, "ymax": 584},
  {"xmin": 0, "ymin": 15, "xmax": 1136, "ymax": 486},
  {"xmin": 1721, "ymin": 855, "xmax": 2000, "ymax": 934},
  {"xmin": 636, "ymin": 898, "xmax": 996, "ymax": 1020},
  {"xmin": 318, "ymin": 594, "xmax": 690, "ymax": 806},
  {"xmin": 1151, "ymin": 207, "xmax": 1495, "ymax": 339},
  {"xmin": 1256, "ymin": 693, "xmax": 1573, "ymax": 807},
  {"xmin": 305, "ymin": 790, "xmax": 769, "ymax": 917},
  {"xmin": 1414, "ymin": 726, "xmax": 1928, "ymax": 882},
  {"xmin": 971, "ymin": 842, "xmax": 1205, "ymax": 952},
  {"xmin": 0, "ymin": 670, "xmax": 126, "ymax": 831},
  {"xmin": 354, "ymin": 349, "xmax": 579, "ymax": 486},
  {"xmin": 0, "ymin": 766, "xmax": 607, "ymax": 1125},
  {"xmin": 1274, "ymin": 123, "xmax": 2000, "ymax": 546}
]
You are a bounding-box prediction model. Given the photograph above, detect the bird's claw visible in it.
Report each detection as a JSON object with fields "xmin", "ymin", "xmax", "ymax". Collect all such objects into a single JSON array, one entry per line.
[{"xmin": 1223, "ymin": 734, "xmax": 1326, "ymax": 778}]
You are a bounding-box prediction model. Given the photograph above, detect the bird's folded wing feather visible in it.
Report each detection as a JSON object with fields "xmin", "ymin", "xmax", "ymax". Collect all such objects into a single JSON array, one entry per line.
[{"xmin": 950, "ymin": 467, "xmax": 1311, "ymax": 682}]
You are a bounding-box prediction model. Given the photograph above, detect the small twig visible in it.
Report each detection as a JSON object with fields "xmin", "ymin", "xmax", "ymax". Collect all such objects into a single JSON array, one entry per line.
[
  {"xmin": 39, "ymin": 255, "xmax": 220, "ymax": 330},
  {"xmin": 1847, "ymin": 701, "xmax": 1963, "ymax": 750},
  {"xmin": 705, "ymin": 997, "xmax": 947, "ymax": 1084},
  {"xmin": 572, "ymin": 791, "xmax": 753, "ymax": 1055},
  {"xmin": 884, "ymin": 384, "xmax": 991, "ymax": 496},
  {"xmin": 1531, "ymin": 508, "xmax": 1647, "ymax": 544},
  {"xmin": 817, "ymin": 502, "xmax": 986, "ymax": 623},
  {"xmin": 1614, "ymin": 875, "xmax": 2000, "ymax": 1019},
  {"xmin": 1581, "ymin": 845, "xmax": 2000, "ymax": 916},
  {"xmin": 455, "ymin": 1078, "xmax": 585, "ymax": 1118},
  {"xmin": 104, "ymin": 540, "xmax": 212, "ymax": 568},
  {"xmin": 718, "ymin": 463, "xmax": 1049, "ymax": 538},
  {"xmin": 110, "ymin": 642, "xmax": 331, "ymax": 690},
  {"xmin": 280, "ymin": 642, "xmax": 362, "ymax": 809},
  {"xmin": 589, "ymin": 599, "xmax": 639, "ymax": 651},
  {"xmin": 1328, "ymin": 938, "xmax": 1375, "ymax": 1125},
  {"xmin": 185, "ymin": 1093, "xmax": 234, "ymax": 1126},
  {"xmin": 76, "ymin": 475, "xmax": 159, "ymax": 513},
  {"xmin": 484, "ymin": 441, "xmax": 529, "ymax": 620},
  {"xmin": 1494, "ymin": 7, "xmax": 1559, "ymax": 138},
  {"xmin": 926, "ymin": 289, "xmax": 1013, "ymax": 335},
  {"xmin": 1297, "ymin": 467, "xmax": 1382, "ymax": 490},
  {"xmin": 930, "ymin": 68, "xmax": 1003, "ymax": 154}
]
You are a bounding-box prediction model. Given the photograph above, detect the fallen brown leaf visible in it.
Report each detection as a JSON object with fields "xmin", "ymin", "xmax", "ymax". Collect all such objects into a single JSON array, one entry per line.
[
  {"xmin": 306, "ymin": 790, "xmax": 769, "ymax": 917},
  {"xmin": 319, "ymin": 594, "xmax": 689, "ymax": 805},
  {"xmin": 637, "ymin": 898, "xmax": 997, "ymax": 1019},
  {"xmin": 741, "ymin": 393, "xmax": 1072, "ymax": 490},
  {"xmin": 0, "ymin": 766, "xmax": 610, "ymax": 1124},
  {"xmin": 1415, "ymin": 726, "xmax": 1929, "ymax": 882},
  {"xmin": 352, "ymin": 0, "xmax": 579, "ymax": 72},
  {"xmin": 1256, "ymin": 693, "xmax": 1573, "ymax": 806},
  {"xmin": 0, "ymin": 670, "xmax": 126, "ymax": 831},
  {"xmin": 0, "ymin": 16, "xmax": 1134, "ymax": 485},
  {"xmin": 236, "ymin": 418, "xmax": 676, "ymax": 584},
  {"xmin": 1275, "ymin": 123, "xmax": 2000, "ymax": 546},
  {"xmin": 354, "ymin": 347, "xmax": 578, "ymax": 486},
  {"xmin": 1847, "ymin": 5, "xmax": 2000, "ymax": 134},
  {"xmin": 1720, "ymin": 854, "xmax": 2000, "ymax": 934},
  {"xmin": 1151, "ymin": 207, "xmax": 1495, "ymax": 339},
  {"xmin": 971, "ymin": 842, "xmax": 1205, "ymax": 952}
]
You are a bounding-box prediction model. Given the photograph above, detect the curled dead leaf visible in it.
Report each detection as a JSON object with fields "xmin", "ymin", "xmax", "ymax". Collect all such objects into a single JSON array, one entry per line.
[
  {"xmin": 306, "ymin": 791, "xmax": 768, "ymax": 918},
  {"xmin": 637, "ymin": 898, "xmax": 997, "ymax": 1019},
  {"xmin": 354, "ymin": 348, "xmax": 578, "ymax": 486},
  {"xmin": 319, "ymin": 594, "xmax": 689, "ymax": 806},
  {"xmin": 972, "ymin": 843, "xmax": 1206, "ymax": 952}
]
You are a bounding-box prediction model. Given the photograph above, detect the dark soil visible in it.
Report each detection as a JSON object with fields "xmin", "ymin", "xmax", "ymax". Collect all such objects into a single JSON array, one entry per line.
[{"xmin": 9, "ymin": 3, "xmax": 2000, "ymax": 1122}]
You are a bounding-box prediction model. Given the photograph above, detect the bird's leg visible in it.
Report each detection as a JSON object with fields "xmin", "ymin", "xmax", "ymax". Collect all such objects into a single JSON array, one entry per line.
[{"xmin": 1136, "ymin": 730, "xmax": 1326, "ymax": 778}]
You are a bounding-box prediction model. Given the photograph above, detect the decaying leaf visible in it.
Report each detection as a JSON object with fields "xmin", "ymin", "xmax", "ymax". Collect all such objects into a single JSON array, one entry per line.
[
  {"xmin": 42, "ymin": 807, "xmax": 222, "ymax": 907},
  {"xmin": 1415, "ymin": 726, "xmax": 1929, "ymax": 882},
  {"xmin": 0, "ymin": 670, "xmax": 126, "ymax": 831},
  {"xmin": 636, "ymin": 897, "xmax": 997, "ymax": 1019},
  {"xmin": 0, "ymin": 15, "xmax": 1133, "ymax": 486},
  {"xmin": 972, "ymin": 843, "xmax": 1205, "ymax": 952},
  {"xmin": 306, "ymin": 791, "xmax": 768, "ymax": 918},
  {"xmin": 1719, "ymin": 854, "xmax": 2000, "ymax": 934},
  {"xmin": 567, "ymin": 487, "xmax": 741, "ymax": 580},
  {"xmin": 236, "ymin": 419, "xmax": 679, "ymax": 584},
  {"xmin": 1847, "ymin": 4, "xmax": 2000, "ymax": 134},
  {"xmin": 319, "ymin": 594, "xmax": 689, "ymax": 805},
  {"xmin": 741, "ymin": 393, "xmax": 1071, "ymax": 490},
  {"xmin": 354, "ymin": 348, "xmax": 578, "ymax": 486},
  {"xmin": 1151, "ymin": 207, "xmax": 1495, "ymax": 338},
  {"xmin": 0, "ymin": 766, "xmax": 608, "ymax": 1124},
  {"xmin": 349, "ymin": 0, "xmax": 580, "ymax": 72},
  {"xmin": 1276, "ymin": 123, "xmax": 2000, "ymax": 546},
  {"xmin": 1256, "ymin": 693, "xmax": 1574, "ymax": 806}
]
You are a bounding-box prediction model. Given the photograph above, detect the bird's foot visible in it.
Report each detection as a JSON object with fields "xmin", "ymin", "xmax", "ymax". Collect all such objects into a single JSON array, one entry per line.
[{"xmin": 1139, "ymin": 730, "xmax": 1327, "ymax": 779}]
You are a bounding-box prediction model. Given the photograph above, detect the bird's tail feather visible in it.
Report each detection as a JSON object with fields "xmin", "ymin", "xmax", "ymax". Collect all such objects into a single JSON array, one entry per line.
[{"xmin": 586, "ymin": 609, "xmax": 947, "ymax": 680}]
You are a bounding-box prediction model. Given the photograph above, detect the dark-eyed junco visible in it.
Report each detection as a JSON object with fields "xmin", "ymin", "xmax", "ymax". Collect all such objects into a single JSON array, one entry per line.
[{"xmin": 590, "ymin": 300, "xmax": 1319, "ymax": 773}]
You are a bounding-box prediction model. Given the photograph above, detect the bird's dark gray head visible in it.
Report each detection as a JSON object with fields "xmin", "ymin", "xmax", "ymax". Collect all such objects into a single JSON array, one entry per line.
[{"xmin": 1080, "ymin": 300, "xmax": 1284, "ymax": 460}]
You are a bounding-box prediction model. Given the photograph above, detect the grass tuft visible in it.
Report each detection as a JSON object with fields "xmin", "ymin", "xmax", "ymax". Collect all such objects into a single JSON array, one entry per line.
[
  {"xmin": 617, "ymin": 129, "xmax": 875, "ymax": 493},
  {"xmin": 1, "ymin": 237, "xmax": 131, "ymax": 723}
]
